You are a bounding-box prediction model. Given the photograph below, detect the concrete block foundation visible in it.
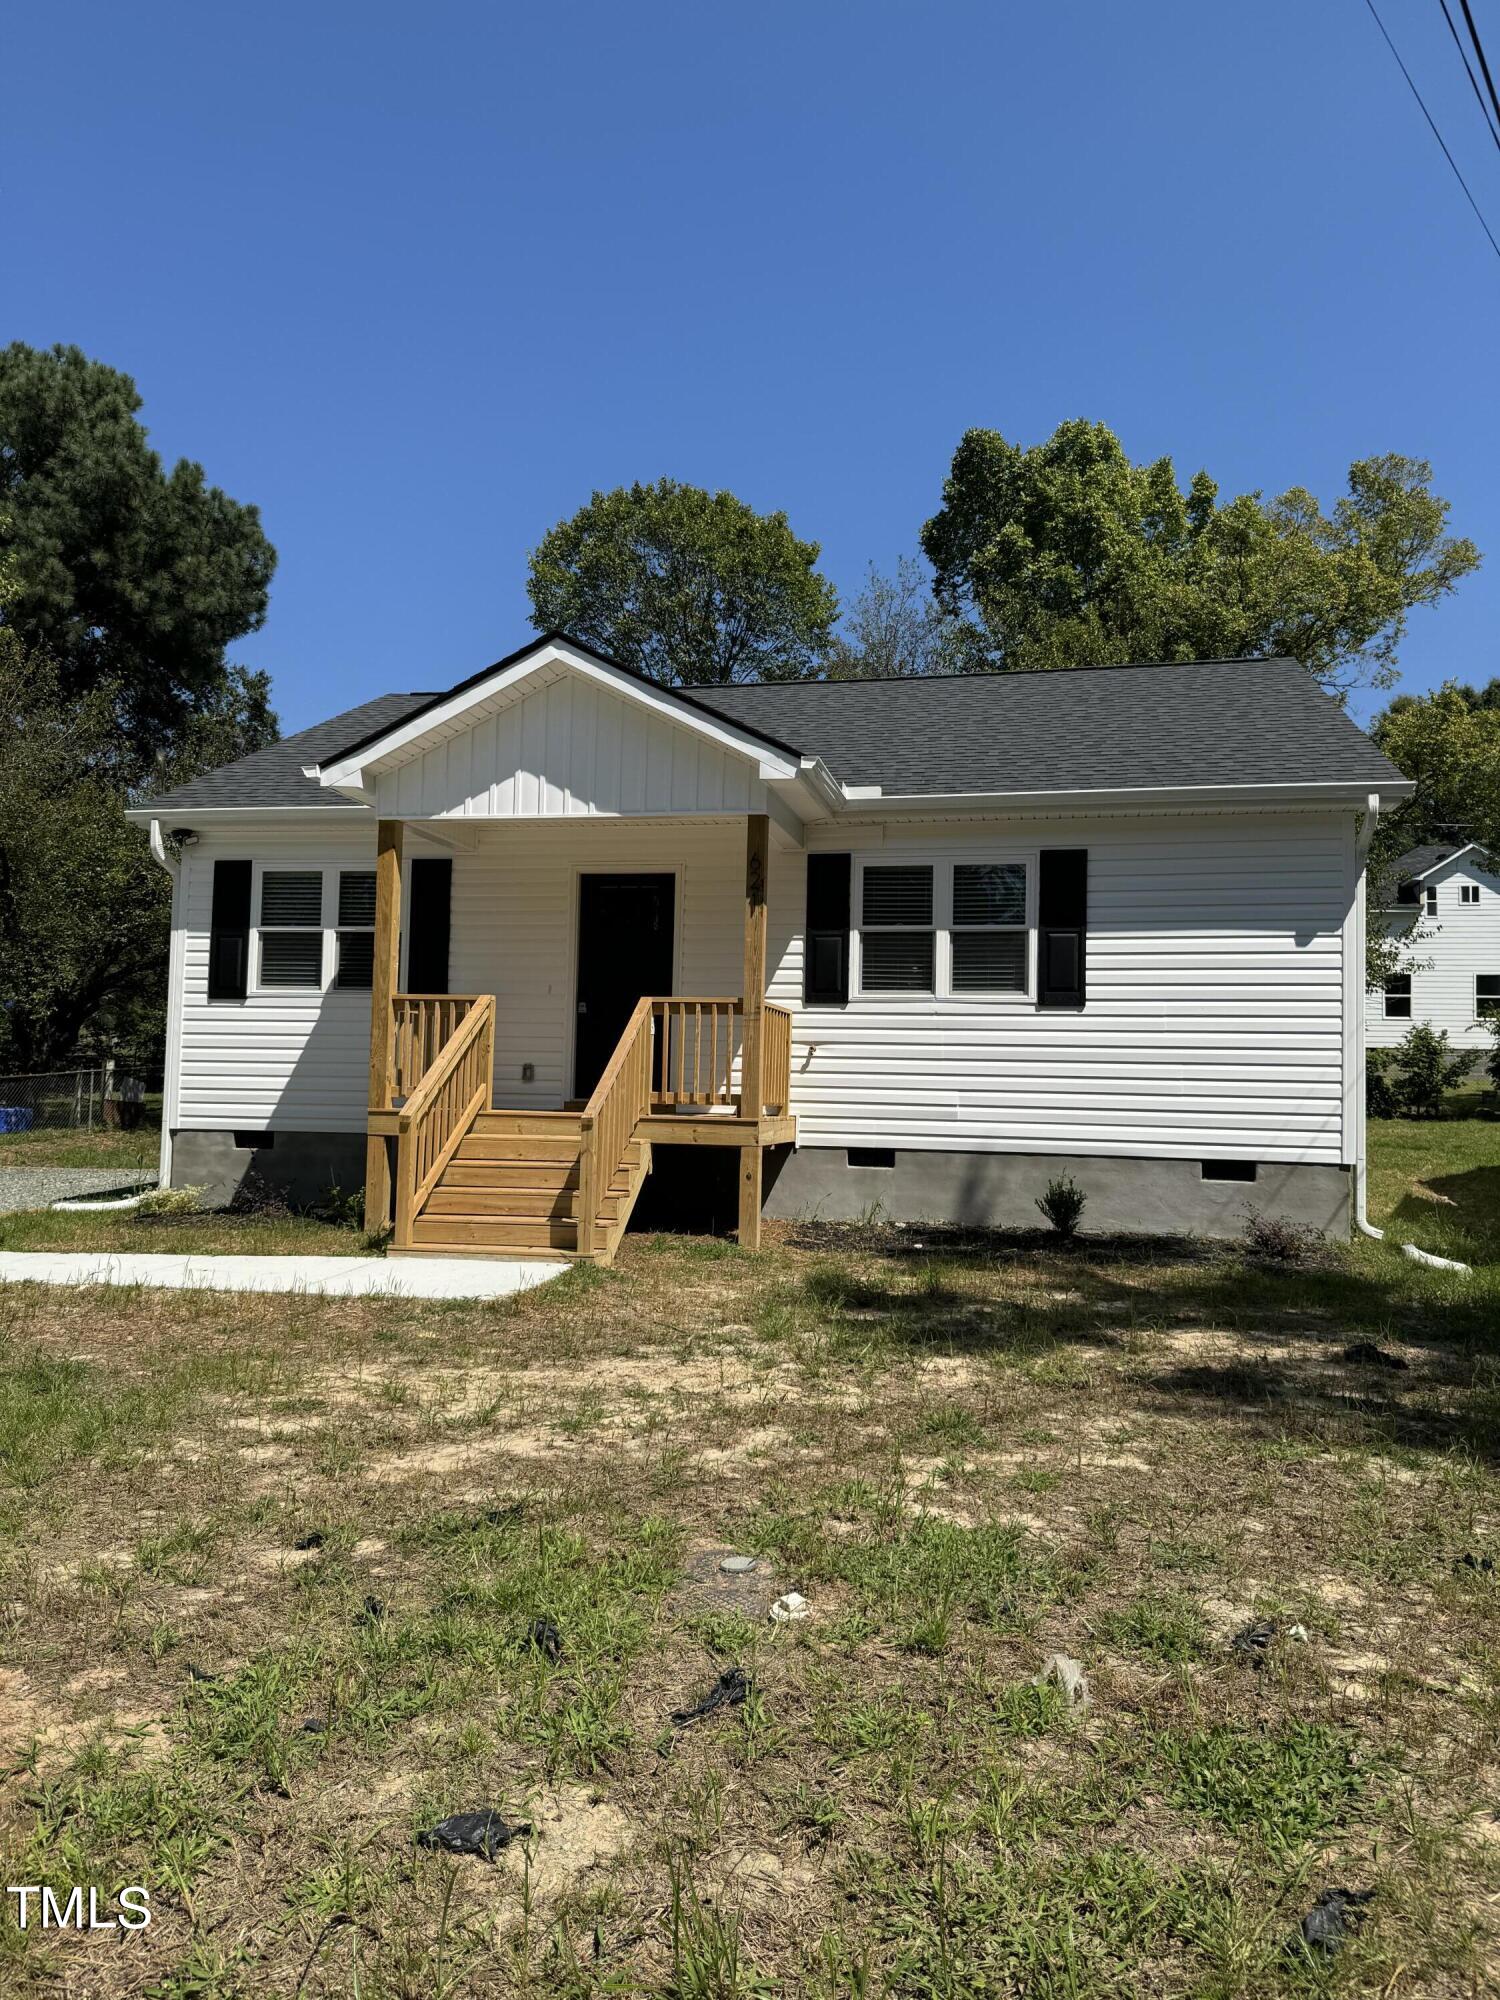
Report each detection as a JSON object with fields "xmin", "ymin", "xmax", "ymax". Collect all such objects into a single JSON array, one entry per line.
[{"xmin": 760, "ymin": 1146, "xmax": 1351, "ymax": 1241}]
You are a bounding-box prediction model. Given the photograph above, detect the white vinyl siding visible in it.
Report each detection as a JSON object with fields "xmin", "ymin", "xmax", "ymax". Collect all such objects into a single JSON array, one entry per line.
[
  {"xmin": 1366, "ymin": 854, "xmax": 1500, "ymax": 1051},
  {"xmin": 768, "ymin": 812, "xmax": 1355, "ymax": 1166},
  {"xmin": 173, "ymin": 807, "xmax": 1357, "ymax": 1165}
]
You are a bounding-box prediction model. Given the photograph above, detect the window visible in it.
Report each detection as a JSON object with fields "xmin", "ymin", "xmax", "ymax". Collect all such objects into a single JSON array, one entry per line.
[
  {"xmin": 258, "ymin": 871, "xmax": 323, "ymax": 987},
  {"xmin": 856, "ymin": 858, "xmax": 1033, "ymax": 999},
  {"xmin": 1202, "ymin": 1160, "xmax": 1257, "ymax": 1183},
  {"xmin": 1460, "ymin": 883, "xmax": 1480, "ymax": 905},
  {"xmin": 952, "ymin": 863, "xmax": 1028, "ymax": 993},
  {"xmin": 336, "ymin": 870, "xmax": 377, "ymax": 988},
  {"xmin": 1383, "ymin": 974, "xmax": 1412, "ymax": 1019},
  {"xmin": 848, "ymin": 1147, "xmax": 896, "ymax": 1169},
  {"xmin": 860, "ymin": 865, "xmax": 935, "ymax": 993},
  {"xmin": 1477, "ymin": 975, "xmax": 1500, "ymax": 1020},
  {"xmin": 1425, "ymin": 886, "xmax": 1439, "ymax": 916}
]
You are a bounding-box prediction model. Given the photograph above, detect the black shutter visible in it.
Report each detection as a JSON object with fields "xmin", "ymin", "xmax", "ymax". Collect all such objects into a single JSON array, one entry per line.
[
  {"xmin": 407, "ymin": 857, "xmax": 452, "ymax": 993},
  {"xmin": 1038, "ymin": 849, "xmax": 1087, "ymax": 1008},
  {"xmin": 207, "ymin": 859, "xmax": 252, "ymax": 1001},
  {"xmin": 804, "ymin": 852, "xmax": 850, "ymax": 1007}
]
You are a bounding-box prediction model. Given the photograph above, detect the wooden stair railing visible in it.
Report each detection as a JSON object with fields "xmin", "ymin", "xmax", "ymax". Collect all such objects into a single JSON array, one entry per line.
[
  {"xmin": 392, "ymin": 995, "xmax": 495, "ymax": 1247},
  {"xmin": 576, "ymin": 995, "xmax": 655, "ymax": 1258},
  {"xmin": 390, "ymin": 994, "xmax": 483, "ymax": 1101},
  {"xmin": 762, "ymin": 1003, "xmax": 792, "ymax": 1117}
]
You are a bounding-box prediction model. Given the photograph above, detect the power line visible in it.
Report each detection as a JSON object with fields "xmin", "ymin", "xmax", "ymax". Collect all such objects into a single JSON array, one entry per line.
[
  {"xmin": 1439, "ymin": 0, "xmax": 1500, "ymax": 150},
  {"xmin": 1458, "ymin": 0, "xmax": 1500, "ymax": 136},
  {"xmin": 1361, "ymin": 0, "xmax": 1500, "ymax": 264}
]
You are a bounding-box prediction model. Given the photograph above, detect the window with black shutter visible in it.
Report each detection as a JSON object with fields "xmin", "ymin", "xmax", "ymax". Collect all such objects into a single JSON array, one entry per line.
[
  {"xmin": 336, "ymin": 871, "xmax": 377, "ymax": 988},
  {"xmin": 1037, "ymin": 849, "xmax": 1087, "ymax": 1008},
  {"xmin": 207, "ymin": 859, "xmax": 252, "ymax": 1001},
  {"xmin": 804, "ymin": 853, "xmax": 850, "ymax": 1006}
]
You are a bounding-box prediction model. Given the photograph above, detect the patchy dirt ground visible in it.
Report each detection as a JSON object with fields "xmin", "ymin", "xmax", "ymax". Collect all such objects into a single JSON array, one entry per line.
[{"xmin": 1, "ymin": 1222, "xmax": 1498, "ymax": 1996}]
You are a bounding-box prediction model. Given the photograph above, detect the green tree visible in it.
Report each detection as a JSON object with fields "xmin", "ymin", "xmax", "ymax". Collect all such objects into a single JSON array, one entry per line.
[
  {"xmin": 921, "ymin": 420, "xmax": 1479, "ymax": 695},
  {"xmin": 0, "ymin": 630, "xmax": 171, "ymax": 1069},
  {"xmin": 827, "ymin": 558, "xmax": 970, "ymax": 680},
  {"xmin": 1389, "ymin": 1024, "xmax": 1471, "ymax": 1118},
  {"xmin": 1372, "ymin": 681, "xmax": 1500, "ymax": 854},
  {"xmin": 527, "ymin": 478, "xmax": 838, "ymax": 686},
  {"xmin": 0, "ymin": 343, "xmax": 277, "ymax": 758}
]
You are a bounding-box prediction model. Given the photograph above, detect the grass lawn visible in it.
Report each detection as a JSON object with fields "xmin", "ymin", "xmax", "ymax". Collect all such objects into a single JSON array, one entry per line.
[
  {"xmin": 0, "ymin": 1119, "xmax": 1496, "ymax": 1996},
  {"xmin": 0, "ymin": 1125, "xmax": 162, "ymax": 1172}
]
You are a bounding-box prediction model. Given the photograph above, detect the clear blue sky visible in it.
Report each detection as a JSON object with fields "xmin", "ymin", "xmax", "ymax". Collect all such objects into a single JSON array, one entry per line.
[{"xmin": 7, "ymin": 0, "xmax": 1498, "ymax": 731}]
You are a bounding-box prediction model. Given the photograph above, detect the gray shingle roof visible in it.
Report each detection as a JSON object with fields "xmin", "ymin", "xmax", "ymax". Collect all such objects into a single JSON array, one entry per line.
[
  {"xmin": 136, "ymin": 694, "xmax": 433, "ymax": 812},
  {"xmin": 135, "ymin": 648, "xmax": 1405, "ymax": 813},
  {"xmin": 1392, "ymin": 843, "xmax": 1475, "ymax": 878},
  {"xmin": 694, "ymin": 658, "xmax": 1403, "ymax": 795}
]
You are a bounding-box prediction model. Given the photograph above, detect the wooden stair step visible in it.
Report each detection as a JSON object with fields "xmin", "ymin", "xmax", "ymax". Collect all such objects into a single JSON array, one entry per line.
[
  {"xmin": 425, "ymin": 1186, "xmax": 576, "ymax": 1219},
  {"xmin": 410, "ymin": 1214, "xmax": 580, "ymax": 1250},
  {"xmin": 455, "ymin": 1135, "xmax": 585, "ymax": 1164},
  {"xmin": 441, "ymin": 1161, "xmax": 580, "ymax": 1191},
  {"xmin": 473, "ymin": 1110, "xmax": 584, "ymax": 1136}
]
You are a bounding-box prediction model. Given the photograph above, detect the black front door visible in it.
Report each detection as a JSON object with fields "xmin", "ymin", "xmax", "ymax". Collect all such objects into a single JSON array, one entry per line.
[{"xmin": 574, "ymin": 873, "xmax": 675, "ymax": 1099}]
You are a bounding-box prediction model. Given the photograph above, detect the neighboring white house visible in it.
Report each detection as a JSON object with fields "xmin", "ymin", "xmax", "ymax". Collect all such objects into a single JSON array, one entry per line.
[
  {"xmin": 1366, "ymin": 841, "xmax": 1500, "ymax": 1055},
  {"xmin": 128, "ymin": 635, "xmax": 1412, "ymax": 1254}
]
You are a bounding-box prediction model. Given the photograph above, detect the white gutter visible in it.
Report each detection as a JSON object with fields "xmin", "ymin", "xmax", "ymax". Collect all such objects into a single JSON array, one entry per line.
[
  {"xmin": 1352, "ymin": 794, "xmax": 1383, "ymax": 1242},
  {"xmin": 144, "ymin": 820, "xmax": 183, "ymax": 1190}
]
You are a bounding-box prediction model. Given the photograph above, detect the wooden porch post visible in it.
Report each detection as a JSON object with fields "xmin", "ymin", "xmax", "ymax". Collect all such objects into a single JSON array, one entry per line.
[
  {"xmin": 363, "ymin": 818, "xmax": 404, "ymax": 1232},
  {"xmin": 738, "ymin": 813, "xmax": 769, "ymax": 1247}
]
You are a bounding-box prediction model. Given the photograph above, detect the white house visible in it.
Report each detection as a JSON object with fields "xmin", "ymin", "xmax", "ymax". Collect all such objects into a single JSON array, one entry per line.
[
  {"xmin": 128, "ymin": 635, "xmax": 1411, "ymax": 1258},
  {"xmin": 1367, "ymin": 841, "xmax": 1500, "ymax": 1055}
]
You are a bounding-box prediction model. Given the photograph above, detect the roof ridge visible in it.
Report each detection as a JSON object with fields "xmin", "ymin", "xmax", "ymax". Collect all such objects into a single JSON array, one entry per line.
[{"xmin": 706, "ymin": 655, "xmax": 1300, "ymax": 691}]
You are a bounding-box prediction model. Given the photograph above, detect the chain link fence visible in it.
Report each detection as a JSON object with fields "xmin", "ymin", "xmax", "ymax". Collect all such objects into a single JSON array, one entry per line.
[{"xmin": 0, "ymin": 1060, "xmax": 164, "ymax": 1137}]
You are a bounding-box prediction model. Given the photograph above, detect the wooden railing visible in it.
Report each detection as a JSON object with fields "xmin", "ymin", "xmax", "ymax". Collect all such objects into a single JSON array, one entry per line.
[
  {"xmin": 651, "ymin": 997, "xmax": 740, "ymax": 1108},
  {"xmin": 392, "ymin": 996, "xmax": 494, "ymax": 1246},
  {"xmin": 389, "ymin": 994, "xmax": 483, "ymax": 1104},
  {"xmin": 647, "ymin": 996, "xmax": 793, "ymax": 1117},
  {"xmin": 576, "ymin": 996, "xmax": 655, "ymax": 1258},
  {"xmin": 762, "ymin": 1004, "xmax": 792, "ymax": 1117}
]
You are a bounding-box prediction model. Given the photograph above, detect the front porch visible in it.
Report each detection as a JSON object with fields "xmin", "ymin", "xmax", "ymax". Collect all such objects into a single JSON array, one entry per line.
[{"xmin": 360, "ymin": 813, "xmax": 795, "ymax": 1261}]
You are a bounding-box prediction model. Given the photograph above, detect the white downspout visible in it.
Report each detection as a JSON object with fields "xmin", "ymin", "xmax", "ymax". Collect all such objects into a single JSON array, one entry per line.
[
  {"xmin": 1352, "ymin": 795, "xmax": 1383, "ymax": 1240},
  {"xmin": 147, "ymin": 820, "xmax": 183, "ymax": 1189}
]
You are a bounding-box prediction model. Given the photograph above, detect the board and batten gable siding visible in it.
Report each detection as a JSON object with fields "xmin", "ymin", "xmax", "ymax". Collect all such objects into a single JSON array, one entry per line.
[
  {"xmin": 769, "ymin": 812, "xmax": 1357, "ymax": 1166},
  {"xmin": 1366, "ymin": 851, "xmax": 1500, "ymax": 1052},
  {"xmin": 171, "ymin": 808, "xmax": 1358, "ymax": 1168},
  {"xmin": 371, "ymin": 666, "xmax": 769, "ymax": 820}
]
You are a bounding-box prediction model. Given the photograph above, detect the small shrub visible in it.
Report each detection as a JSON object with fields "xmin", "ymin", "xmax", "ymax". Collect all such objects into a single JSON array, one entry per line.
[
  {"xmin": 227, "ymin": 1170, "xmax": 292, "ymax": 1218},
  {"xmin": 1390, "ymin": 1024, "xmax": 1470, "ymax": 1118},
  {"xmin": 1242, "ymin": 1209, "xmax": 1328, "ymax": 1267},
  {"xmin": 135, "ymin": 1184, "xmax": 203, "ymax": 1218},
  {"xmin": 312, "ymin": 1182, "xmax": 365, "ymax": 1230},
  {"xmin": 1036, "ymin": 1175, "xmax": 1086, "ymax": 1239},
  {"xmin": 1365, "ymin": 1050, "xmax": 1397, "ymax": 1119},
  {"xmin": 1487, "ymin": 1019, "xmax": 1500, "ymax": 1097}
]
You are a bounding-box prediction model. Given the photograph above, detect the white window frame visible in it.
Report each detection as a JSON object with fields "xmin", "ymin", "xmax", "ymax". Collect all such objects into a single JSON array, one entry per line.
[
  {"xmin": 1459, "ymin": 882, "xmax": 1480, "ymax": 906},
  {"xmin": 1425, "ymin": 885, "xmax": 1439, "ymax": 916},
  {"xmin": 251, "ymin": 862, "xmax": 330, "ymax": 996},
  {"xmin": 852, "ymin": 851, "xmax": 1037, "ymax": 1003},
  {"xmin": 1476, "ymin": 973, "xmax": 1500, "ymax": 1021},
  {"xmin": 1382, "ymin": 974, "xmax": 1412, "ymax": 1020}
]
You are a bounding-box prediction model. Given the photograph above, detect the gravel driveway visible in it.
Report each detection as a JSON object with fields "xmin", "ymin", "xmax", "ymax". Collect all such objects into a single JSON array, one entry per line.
[{"xmin": 0, "ymin": 1166, "xmax": 157, "ymax": 1214}]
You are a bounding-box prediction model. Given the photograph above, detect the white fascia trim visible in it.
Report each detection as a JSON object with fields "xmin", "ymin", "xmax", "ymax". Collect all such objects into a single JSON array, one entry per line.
[
  {"xmin": 308, "ymin": 641, "xmax": 802, "ymax": 794},
  {"xmin": 125, "ymin": 804, "xmax": 372, "ymax": 827},
  {"xmin": 834, "ymin": 778, "xmax": 1416, "ymax": 815}
]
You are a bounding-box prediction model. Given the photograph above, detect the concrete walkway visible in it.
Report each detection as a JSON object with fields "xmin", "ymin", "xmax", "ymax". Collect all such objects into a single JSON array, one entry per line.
[{"xmin": 0, "ymin": 1251, "xmax": 568, "ymax": 1301}]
